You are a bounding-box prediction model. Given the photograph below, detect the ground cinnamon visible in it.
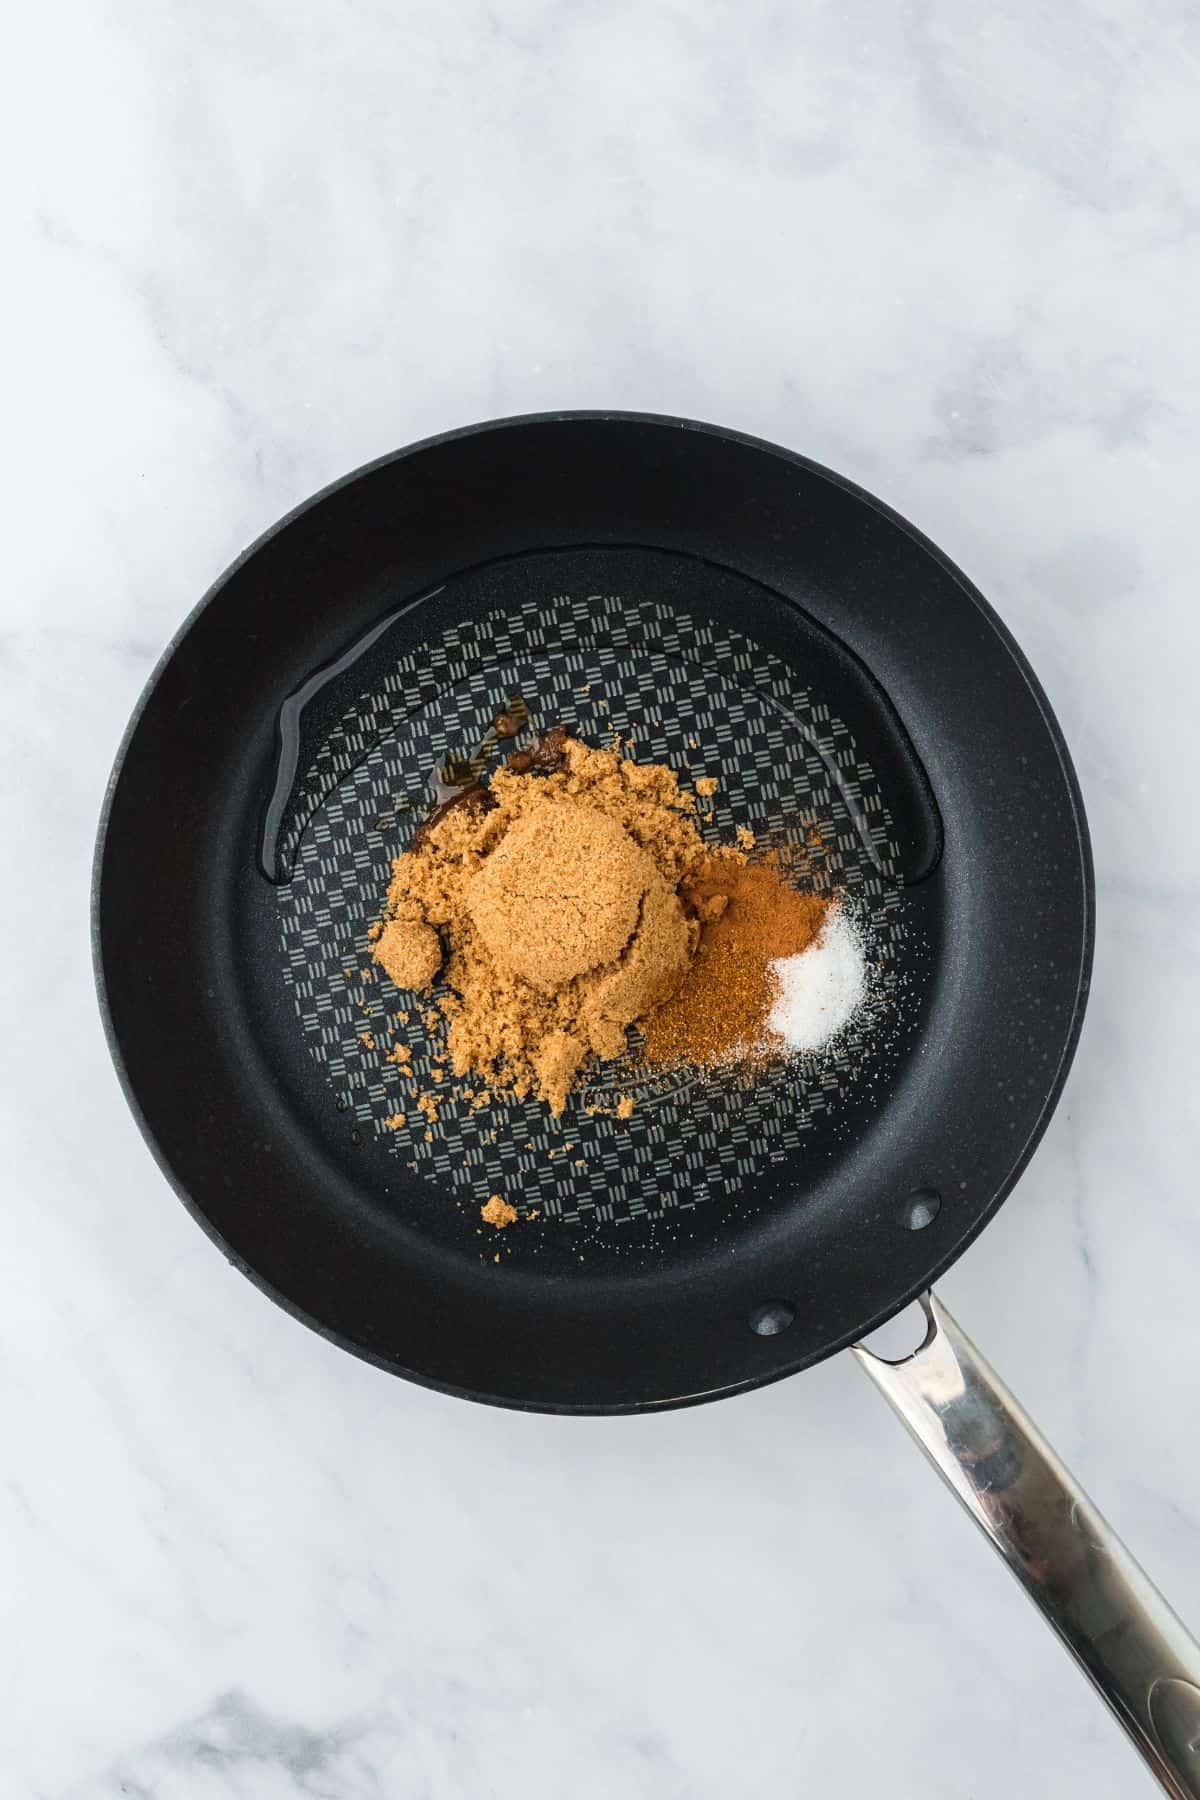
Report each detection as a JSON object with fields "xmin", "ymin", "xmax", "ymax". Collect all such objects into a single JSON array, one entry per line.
[{"xmin": 641, "ymin": 862, "xmax": 828, "ymax": 1069}]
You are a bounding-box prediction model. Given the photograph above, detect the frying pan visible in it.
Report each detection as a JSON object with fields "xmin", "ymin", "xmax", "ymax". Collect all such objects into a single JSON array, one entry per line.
[{"xmin": 93, "ymin": 412, "xmax": 1200, "ymax": 1794}]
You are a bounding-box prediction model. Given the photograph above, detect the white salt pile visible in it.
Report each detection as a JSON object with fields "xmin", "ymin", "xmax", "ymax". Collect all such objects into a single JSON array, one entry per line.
[{"xmin": 767, "ymin": 907, "xmax": 867, "ymax": 1053}]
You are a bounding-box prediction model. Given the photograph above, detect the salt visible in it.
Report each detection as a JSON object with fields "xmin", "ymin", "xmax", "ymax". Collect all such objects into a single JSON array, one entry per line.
[{"xmin": 767, "ymin": 908, "xmax": 867, "ymax": 1053}]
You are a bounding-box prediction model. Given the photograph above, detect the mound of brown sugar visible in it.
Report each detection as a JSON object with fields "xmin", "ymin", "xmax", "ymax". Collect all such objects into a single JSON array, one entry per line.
[
  {"xmin": 468, "ymin": 801, "xmax": 656, "ymax": 988},
  {"xmin": 371, "ymin": 734, "xmax": 741, "ymax": 1113}
]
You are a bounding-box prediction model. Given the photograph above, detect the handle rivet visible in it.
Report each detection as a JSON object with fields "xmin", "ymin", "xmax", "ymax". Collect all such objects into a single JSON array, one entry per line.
[
  {"xmin": 750, "ymin": 1301, "xmax": 796, "ymax": 1337},
  {"xmin": 902, "ymin": 1188, "xmax": 941, "ymax": 1230}
]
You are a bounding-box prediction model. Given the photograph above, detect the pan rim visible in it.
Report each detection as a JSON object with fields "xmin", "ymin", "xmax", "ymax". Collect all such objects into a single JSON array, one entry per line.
[{"xmin": 92, "ymin": 410, "xmax": 1095, "ymax": 1413}]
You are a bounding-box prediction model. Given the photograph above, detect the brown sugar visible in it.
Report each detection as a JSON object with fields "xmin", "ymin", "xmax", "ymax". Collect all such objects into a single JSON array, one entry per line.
[
  {"xmin": 372, "ymin": 733, "xmax": 741, "ymax": 1114},
  {"xmin": 468, "ymin": 801, "xmax": 654, "ymax": 988},
  {"xmin": 532, "ymin": 1031, "xmax": 588, "ymax": 1115},
  {"xmin": 372, "ymin": 916, "xmax": 442, "ymax": 991},
  {"xmin": 694, "ymin": 776, "xmax": 718, "ymax": 798},
  {"xmin": 642, "ymin": 862, "xmax": 829, "ymax": 1069},
  {"xmin": 482, "ymin": 1194, "xmax": 517, "ymax": 1227},
  {"xmin": 615, "ymin": 1094, "xmax": 635, "ymax": 1120}
]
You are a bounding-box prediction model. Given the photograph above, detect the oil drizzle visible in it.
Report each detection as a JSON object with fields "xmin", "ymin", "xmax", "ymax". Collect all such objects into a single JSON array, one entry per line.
[{"xmin": 257, "ymin": 588, "xmax": 442, "ymax": 884}]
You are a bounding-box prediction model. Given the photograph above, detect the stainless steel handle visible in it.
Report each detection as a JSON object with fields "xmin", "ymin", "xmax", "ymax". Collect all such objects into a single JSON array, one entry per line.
[{"xmin": 854, "ymin": 1292, "xmax": 1200, "ymax": 1798}]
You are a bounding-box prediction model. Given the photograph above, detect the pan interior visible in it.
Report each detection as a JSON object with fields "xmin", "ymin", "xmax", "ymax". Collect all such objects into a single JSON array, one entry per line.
[{"xmin": 271, "ymin": 547, "xmax": 928, "ymax": 1239}]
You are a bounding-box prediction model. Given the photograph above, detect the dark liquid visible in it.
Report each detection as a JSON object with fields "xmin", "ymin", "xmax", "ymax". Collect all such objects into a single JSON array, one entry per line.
[
  {"xmin": 258, "ymin": 597, "xmax": 434, "ymax": 885},
  {"xmin": 258, "ymin": 597, "xmax": 533, "ymax": 884}
]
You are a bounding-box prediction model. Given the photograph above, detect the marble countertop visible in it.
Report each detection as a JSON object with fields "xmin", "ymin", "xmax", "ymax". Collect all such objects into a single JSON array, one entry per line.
[{"xmin": 8, "ymin": 2, "xmax": 1200, "ymax": 1794}]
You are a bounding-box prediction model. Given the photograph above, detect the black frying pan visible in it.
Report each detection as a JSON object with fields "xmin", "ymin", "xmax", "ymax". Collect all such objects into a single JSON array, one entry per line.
[{"xmin": 93, "ymin": 414, "xmax": 1200, "ymax": 1794}]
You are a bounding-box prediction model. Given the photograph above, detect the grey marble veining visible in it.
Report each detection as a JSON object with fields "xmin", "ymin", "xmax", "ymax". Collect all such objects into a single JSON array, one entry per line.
[{"xmin": 6, "ymin": 1, "xmax": 1200, "ymax": 1794}]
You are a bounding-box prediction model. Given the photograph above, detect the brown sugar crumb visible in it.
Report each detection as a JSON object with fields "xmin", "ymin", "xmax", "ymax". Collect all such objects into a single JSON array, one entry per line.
[
  {"xmin": 358, "ymin": 1031, "xmax": 376, "ymax": 1051},
  {"xmin": 416, "ymin": 1092, "xmax": 440, "ymax": 1122},
  {"xmin": 482, "ymin": 1194, "xmax": 518, "ymax": 1228},
  {"xmin": 373, "ymin": 916, "xmax": 442, "ymax": 991},
  {"xmin": 366, "ymin": 920, "xmax": 383, "ymax": 942},
  {"xmin": 615, "ymin": 1094, "xmax": 635, "ymax": 1120},
  {"xmin": 694, "ymin": 776, "xmax": 718, "ymax": 798},
  {"xmin": 690, "ymin": 889, "xmax": 729, "ymax": 925},
  {"xmin": 424, "ymin": 1130, "xmax": 434, "ymax": 1144},
  {"xmin": 384, "ymin": 1112, "xmax": 407, "ymax": 1130},
  {"xmin": 736, "ymin": 826, "xmax": 756, "ymax": 850},
  {"xmin": 531, "ymin": 1031, "xmax": 587, "ymax": 1116},
  {"xmin": 396, "ymin": 1009, "xmax": 411, "ymax": 1024},
  {"xmin": 643, "ymin": 862, "xmax": 828, "ymax": 1070},
  {"xmin": 387, "ymin": 1044, "xmax": 413, "ymax": 1068}
]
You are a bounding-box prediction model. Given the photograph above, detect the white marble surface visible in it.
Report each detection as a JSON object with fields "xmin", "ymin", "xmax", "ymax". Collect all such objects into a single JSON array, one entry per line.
[{"xmin": 6, "ymin": 1, "xmax": 1200, "ymax": 1794}]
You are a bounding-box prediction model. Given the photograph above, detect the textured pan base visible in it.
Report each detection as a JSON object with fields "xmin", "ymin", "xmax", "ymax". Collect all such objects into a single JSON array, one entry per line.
[{"xmin": 277, "ymin": 584, "xmax": 908, "ymax": 1224}]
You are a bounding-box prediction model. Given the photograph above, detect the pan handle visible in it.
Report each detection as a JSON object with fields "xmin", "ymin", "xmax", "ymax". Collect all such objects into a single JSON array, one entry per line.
[{"xmin": 854, "ymin": 1292, "xmax": 1200, "ymax": 1798}]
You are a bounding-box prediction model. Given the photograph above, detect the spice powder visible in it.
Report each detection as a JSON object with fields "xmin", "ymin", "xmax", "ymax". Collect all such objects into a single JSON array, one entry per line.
[
  {"xmin": 369, "ymin": 729, "xmax": 832, "ymax": 1116},
  {"xmin": 642, "ymin": 862, "xmax": 828, "ymax": 1069}
]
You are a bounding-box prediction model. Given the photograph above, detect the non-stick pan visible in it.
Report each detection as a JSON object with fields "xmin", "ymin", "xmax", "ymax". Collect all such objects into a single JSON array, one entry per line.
[{"xmin": 94, "ymin": 413, "xmax": 1200, "ymax": 1794}]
